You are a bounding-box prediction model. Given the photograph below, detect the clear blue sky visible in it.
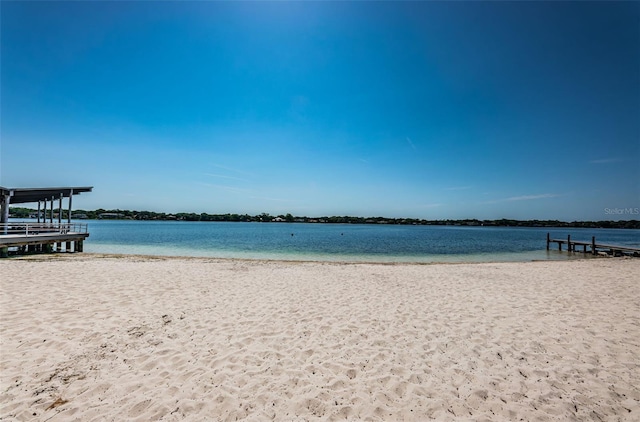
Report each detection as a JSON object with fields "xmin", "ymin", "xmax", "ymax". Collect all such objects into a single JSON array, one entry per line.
[{"xmin": 1, "ymin": 1, "xmax": 638, "ymax": 220}]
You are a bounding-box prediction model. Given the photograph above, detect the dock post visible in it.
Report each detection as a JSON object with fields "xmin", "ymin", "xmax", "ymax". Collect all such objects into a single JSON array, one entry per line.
[
  {"xmin": 592, "ymin": 236, "xmax": 596, "ymax": 255},
  {"xmin": 66, "ymin": 241, "xmax": 72, "ymax": 252},
  {"xmin": 1, "ymin": 192, "xmax": 10, "ymax": 234},
  {"xmin": 567, "ymin": 235, "xmax": 571, "ymax": 252},
  {"xmin": 58, "ymin": 193, "xmax": 63, "ymax": 224},
  {"xmin": 68, "ymin": 189, "xmax": 73, "ymax": 224},
  {"xmin": 546, "ymin": 233, "xmax": 550, "ymax": 250}
]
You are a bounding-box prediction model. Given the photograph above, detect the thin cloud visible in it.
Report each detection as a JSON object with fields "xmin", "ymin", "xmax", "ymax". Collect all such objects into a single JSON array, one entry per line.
[
  {"xmin": 203, "ymin": 173, "xmax": 248, "ymax": 182},
  {"xmin": 482, "ymin": 193, "xmax": 561, "ymax": 204},
  {"xmin": 506, "ymin": 193, "xmax": 561, "ymax": 201},
  {"xmin": 210, "ymin": 163, "xmax": 254, "ymax": 176},
  {"xmin": 406, "ymin": 137, "xmax": 417, "ymax": 151},
  {"xmin": 418, "ymin": 203, "xmax": 442, "ymax": 208},
  {"xmin": 199, "ymin": 183, "xmax": 252, "ymax": 193},
  {"xmin": 588, "ymin": 158, "xmax": 623, "ymax": 164},
  {"xmin": 444, "ymin": 186, "xmax": 472, "ymax": 191},
  {"xmin": 248, "ymin": 195, "xmax": 298, "ymax": 203}
]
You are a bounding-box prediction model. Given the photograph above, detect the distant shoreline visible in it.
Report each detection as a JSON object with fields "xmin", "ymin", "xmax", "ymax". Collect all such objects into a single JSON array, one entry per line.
[{"xmin": 7, "ymin": 207, "xmax": 640, "ymax": 229}]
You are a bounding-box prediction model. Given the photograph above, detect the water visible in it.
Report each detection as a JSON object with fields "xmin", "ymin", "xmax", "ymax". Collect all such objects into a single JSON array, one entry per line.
[{"xmin": 77, "ymin": 220, "xmax": 640, "ymax": 263}]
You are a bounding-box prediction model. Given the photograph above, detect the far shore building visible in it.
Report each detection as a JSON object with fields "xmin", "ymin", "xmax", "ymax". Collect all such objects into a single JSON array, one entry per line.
[{"xmin": 98, "ymin": 212, "xmax": 125, "ymax": 219}]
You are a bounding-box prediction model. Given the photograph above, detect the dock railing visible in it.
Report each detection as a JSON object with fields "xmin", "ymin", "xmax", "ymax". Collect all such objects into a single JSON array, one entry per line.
[{"xmin": 0, "ymin": 222, "xmax": 89, "ymax": 236}]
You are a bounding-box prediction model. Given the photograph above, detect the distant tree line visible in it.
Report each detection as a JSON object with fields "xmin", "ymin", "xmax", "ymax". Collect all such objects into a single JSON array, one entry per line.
[{"xmin": 8, "ymin": 206, "xmax": 639, "ymax": 229}]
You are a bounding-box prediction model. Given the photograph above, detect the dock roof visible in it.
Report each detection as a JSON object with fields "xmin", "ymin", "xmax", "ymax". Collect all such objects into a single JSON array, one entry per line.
[{"xmin": 0, "ymin": 186, "xmax": 93, "ymax": 204}]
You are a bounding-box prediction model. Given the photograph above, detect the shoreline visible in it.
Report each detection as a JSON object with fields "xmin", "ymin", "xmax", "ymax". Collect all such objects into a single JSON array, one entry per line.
[
  {"xmin": 6, "ymin": 249, "xmax": 606, "ymax": 266},
  {"xmin": 8, "ymin": 216, "xmax": 640, "ymax": 229},
  {"xmin": 2, "ymin": 256, "xmax": 639, "ymax": 421}
]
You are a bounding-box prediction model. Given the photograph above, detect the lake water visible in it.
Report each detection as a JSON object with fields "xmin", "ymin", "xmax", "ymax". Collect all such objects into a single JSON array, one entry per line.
[{"xmin": 78, "ymin": 220, "xmax": 640, "ymax": 263}]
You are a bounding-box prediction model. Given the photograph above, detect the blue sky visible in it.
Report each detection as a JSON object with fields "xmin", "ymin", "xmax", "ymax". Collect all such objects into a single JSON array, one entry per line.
[{"xmin": 1, "ymin": 1, "xmax": 638, "ymax": 220}]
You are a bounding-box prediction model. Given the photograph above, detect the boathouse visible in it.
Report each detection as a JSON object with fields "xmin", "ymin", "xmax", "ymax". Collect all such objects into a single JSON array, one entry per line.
[{"xmin": 0, "ymin": 186, "xmax": 93, "ymax": 257}]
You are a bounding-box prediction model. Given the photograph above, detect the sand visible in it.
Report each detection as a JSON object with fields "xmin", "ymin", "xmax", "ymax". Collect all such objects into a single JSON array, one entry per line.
[{"xmin": 1, "ymin": 255, "xmax": 639, "ymax": 421}]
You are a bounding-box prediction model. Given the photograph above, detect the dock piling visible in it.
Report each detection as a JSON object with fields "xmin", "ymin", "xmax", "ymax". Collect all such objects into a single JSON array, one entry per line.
[{"xmin": 546, "ymin": 233, "xmax": 550, "ymax": 250}]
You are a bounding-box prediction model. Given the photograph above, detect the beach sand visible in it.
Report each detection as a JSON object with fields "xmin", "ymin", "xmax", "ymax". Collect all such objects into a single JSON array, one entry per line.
[{"xmin": 1, "ymin": 255, "xmax": 638, "ymax": 421}]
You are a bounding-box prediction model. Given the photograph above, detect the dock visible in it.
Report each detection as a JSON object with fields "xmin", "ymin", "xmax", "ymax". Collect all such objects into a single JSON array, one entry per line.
[
  {"xmin": 546, "ymin": 233, "xmax": 640, "ymax": 257},
  {"xmin": 0, "ymin": 222, "xmax": 89, "ymax": 257},
  {"xmin": 1, "ymin": 186, "xmax": 93, "ymax": 257}
]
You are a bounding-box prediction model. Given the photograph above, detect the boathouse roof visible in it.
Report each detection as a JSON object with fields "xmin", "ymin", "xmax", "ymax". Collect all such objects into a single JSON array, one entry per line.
[{"xmin": 0, "ymin": 186, "xmax": 93, "ymax": 204}]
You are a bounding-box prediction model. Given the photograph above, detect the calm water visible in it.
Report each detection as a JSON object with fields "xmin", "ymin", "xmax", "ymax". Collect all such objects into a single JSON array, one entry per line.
[{"xmin": 76, "ymin": 220, "xmax": 640, "ymax": 263}]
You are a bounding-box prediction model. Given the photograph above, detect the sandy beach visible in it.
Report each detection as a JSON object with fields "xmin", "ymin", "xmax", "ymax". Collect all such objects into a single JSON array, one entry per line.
[{"xmin": 1, "ymin": 255, "xmax": 638, "ymax": 421}]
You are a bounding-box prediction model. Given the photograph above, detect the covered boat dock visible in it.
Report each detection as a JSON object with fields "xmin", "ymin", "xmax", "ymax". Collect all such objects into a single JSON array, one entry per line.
[{"xmin": 0, "ymin": 186, "xmax": 93, "ymax": 257}]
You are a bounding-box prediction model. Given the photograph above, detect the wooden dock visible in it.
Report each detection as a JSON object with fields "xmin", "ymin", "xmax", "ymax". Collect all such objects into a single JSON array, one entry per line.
[
  {"xmin": 0, "ymin": 222, "xmax": 89, "ymax": 257},
  {"xmin": 546, "ymin": 233, "xmax": 640, "ymax": 257}
]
